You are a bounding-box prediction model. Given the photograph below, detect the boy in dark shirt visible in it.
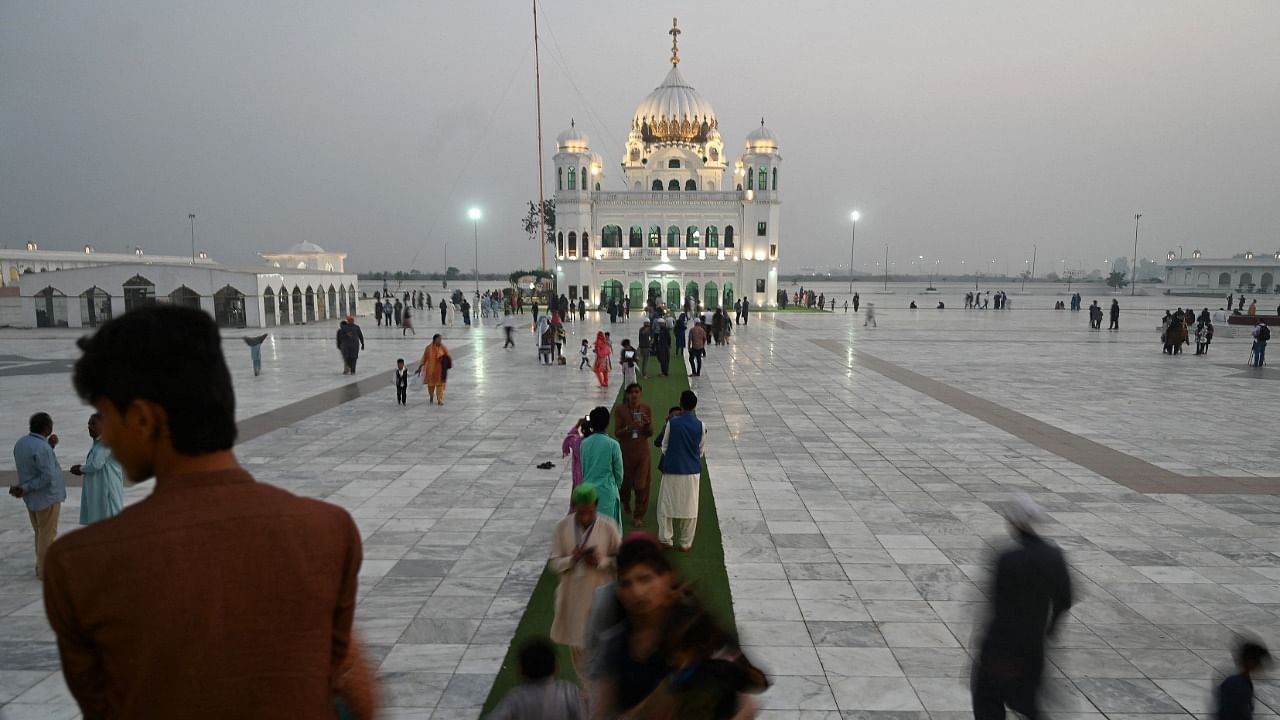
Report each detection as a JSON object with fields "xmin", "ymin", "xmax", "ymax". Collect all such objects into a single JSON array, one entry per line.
[
  {"xmin": 393, "ymin": 359, "xmax": 409, "ymax": 405},
  {"xmin": 1217, "ymin": 641, "xmax": 1269, "ymax": 720}
]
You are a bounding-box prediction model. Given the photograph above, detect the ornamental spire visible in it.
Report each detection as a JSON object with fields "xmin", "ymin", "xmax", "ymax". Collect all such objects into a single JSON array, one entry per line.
[{"xmin": 669, "ymin": 17, "xmax": 681, "ymax": 66}]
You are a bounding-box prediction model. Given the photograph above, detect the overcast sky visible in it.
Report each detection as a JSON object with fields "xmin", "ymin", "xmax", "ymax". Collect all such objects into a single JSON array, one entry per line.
[{"xmin": 3, "ymin": 1, "xmax": 1278, "ymax": 275}]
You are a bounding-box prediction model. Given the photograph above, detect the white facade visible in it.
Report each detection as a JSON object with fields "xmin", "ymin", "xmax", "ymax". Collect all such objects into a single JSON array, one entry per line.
[
  {"xmin": 552, "ymin": 21, "xmax": 782, "ymax": 310},
  {"xmin": 259, "ymin": 241, "xmax": 348, "ymax": 273},
  {"xmin": 14, "ymin": 262, "xmax": 357, "ymax": 329},
  {"xmin": 1162, "ymin": 253, "xmax": 1280, "ymax": 293},
  {"xmin": 0, "ymin": 246, "xmax": 215, "ymax": 288}
]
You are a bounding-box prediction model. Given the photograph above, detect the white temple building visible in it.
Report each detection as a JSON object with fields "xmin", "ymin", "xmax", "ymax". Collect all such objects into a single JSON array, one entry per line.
[{"xmin": 553, "ymin": 19, "xmax": 781, "ymax": 310}]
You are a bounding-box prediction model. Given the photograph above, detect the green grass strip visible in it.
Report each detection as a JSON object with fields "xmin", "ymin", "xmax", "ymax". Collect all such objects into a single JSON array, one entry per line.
[{"xmin": 480, "ymin": 350, "xmax": 735, "ymax": 714}]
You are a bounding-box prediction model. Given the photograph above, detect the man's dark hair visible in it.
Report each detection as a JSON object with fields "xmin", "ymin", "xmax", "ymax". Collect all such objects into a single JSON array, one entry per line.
[
  {"xmin": 518, "ymin": 637, "xmax": 556, "ymax": 681},
  {"xmin": 617, "ymin": 534, "xmax": 672, "ymax": 576},
  {"xmin": 625, "ymin": 383, "xmax": 641, "ymax": 394},
  {"xmin": 28, "ymin": 412, "xmax": 52, "ymax": 434},
  {"xmin": 1237, "ymin": 641, "xmax": 1270, "ymax": 670},
  {"xmin": 72, "ymin": 306, "xmax": 236, "ymax": 454},
  {"xmin": 679, "ymin": 390, "xmax": 698, "ymax": 411},
  {"xmin": 588, "ymin": 406, "xmax": 610, "ymax": 432}
]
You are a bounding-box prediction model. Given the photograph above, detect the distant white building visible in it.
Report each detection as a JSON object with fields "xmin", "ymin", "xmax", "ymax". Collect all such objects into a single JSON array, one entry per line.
[
  {"xmin": 260, "ymin": 241, "xmax": 348, "ymax": 273},
  {"xmin": 552, "ymin": 19, "xmax": 781, "ymax": 310},
  {"xmin": 5, "ymin": 244, "xmax": 357, "ymax": 329},
  {"xmin": 1162, "ymin": 251, "xmax": 1280, "ymax": 293}
]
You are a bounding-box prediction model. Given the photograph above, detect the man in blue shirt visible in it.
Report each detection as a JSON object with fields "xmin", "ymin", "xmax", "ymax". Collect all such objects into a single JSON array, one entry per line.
[
  {"xmin": 10, "ymin": 412, "xmax": 66, "ymax": 578},
  {"xmin": 657, "ymin": 390, "xmax": 706, "ymax": 551}
]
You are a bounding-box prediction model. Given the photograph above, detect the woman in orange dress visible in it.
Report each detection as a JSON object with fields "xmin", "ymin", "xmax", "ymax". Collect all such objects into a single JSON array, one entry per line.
[
  {"xmin": 592, "ymin": 331, "xmax": 611, "ymax": 387},
  {"xmin": 415, "ymin": 333, "xmax": 451, "ymax": 405}
]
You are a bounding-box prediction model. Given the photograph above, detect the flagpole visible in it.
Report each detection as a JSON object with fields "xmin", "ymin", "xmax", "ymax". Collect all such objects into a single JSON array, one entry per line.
[{"xmin": 533, "ymin": 0, "xmax": 547, "ymax": 273}]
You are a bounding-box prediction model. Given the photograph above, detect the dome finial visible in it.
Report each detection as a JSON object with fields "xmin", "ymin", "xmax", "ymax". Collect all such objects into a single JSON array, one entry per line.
[
  {"xmin": 669, "ymin": 17, "xmax": 681, "ymax": 66},
  {"xmin": 570, "ymin": 118, "xmax": 575, "ymax": 127},
  {"xmin": 760, "ymin": 117, "xmax": 765, "ymax": 127}
]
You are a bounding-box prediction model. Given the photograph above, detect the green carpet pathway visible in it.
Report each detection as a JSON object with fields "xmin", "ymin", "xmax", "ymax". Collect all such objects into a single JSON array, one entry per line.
[{"xmin": 480, "ymin": 353, "xmax": 734, "ymax": 714}]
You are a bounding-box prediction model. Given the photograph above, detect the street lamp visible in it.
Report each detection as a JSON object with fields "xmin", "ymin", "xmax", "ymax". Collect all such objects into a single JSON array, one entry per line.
[
  {"xmin": 188, "ymin": 213, "xmax": 196, "ymax": 263},
  {"xmin": 468, "ymin": 207, "xmax": 482, "ymax": 309},
  {"xmin": 848, "ymin": 210, "xmax": 860, "ymax": 294},
  {"xmin": 1131, "ymin": 213, "xmax": 1142, "ymax": 296}
]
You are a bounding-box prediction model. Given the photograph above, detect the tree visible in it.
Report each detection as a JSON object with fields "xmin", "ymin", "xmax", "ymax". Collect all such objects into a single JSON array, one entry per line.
[
  {"xmin": 1106, "ymin": 270, "xmax": 1129, "ymax": 289},
  {"xmin": 445, "ymin": 266, "xmax": 460, "ymax": 280},
  {"xmin": 1045, "ymin": 272, "xmax": 1060, "ymax": 282},
  {"xmin": 522, "ymin": 199, "xmax": 556, "ymax": 245}
]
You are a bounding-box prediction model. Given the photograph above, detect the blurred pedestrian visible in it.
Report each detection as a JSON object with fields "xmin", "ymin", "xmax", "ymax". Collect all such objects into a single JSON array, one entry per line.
[
  {"xmin": 549, "ymin": 484, "xmax": 621, "ymax": 680},
  {"xmin": 971, "ymin": 496, "xmax": 1073, "ymax": 720},
  {"xmin": 486, "ymin": 638, "xmax": 586, "ymax": 720},
  {"xmin": 1215, "ymin": 640, "xmax": 1270, "ymax": 720}
]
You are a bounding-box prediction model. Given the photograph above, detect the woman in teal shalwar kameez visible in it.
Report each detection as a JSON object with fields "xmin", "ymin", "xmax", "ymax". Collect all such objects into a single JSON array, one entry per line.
[{"xmin": 578, "ymin": 406, "xmax": 624, "ymax": 528}]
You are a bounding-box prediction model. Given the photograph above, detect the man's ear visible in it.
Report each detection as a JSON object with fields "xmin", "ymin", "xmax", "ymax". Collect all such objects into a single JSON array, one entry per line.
[{"xmin": 125, "ymin": 399, "xmax": 169, "ymax": 445}]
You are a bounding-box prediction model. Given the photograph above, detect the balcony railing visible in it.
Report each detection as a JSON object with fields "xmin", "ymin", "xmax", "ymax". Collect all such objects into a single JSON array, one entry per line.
[
  {"xmin": 594, "ymin": 191, "xmax": 744, "ymax": 204},
  {"xmin": 589, "ymin": 247, "xmax": 739, "ymax": 262}
]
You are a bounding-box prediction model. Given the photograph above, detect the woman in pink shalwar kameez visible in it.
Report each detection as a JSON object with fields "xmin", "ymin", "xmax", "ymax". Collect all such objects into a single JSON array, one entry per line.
[{"xmin": 561, "ymin": 418, "xmax": 592, "ymax": 510}]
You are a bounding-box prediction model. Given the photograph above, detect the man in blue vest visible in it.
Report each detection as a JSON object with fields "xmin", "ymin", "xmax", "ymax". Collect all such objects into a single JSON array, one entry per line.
[{"xmin": 657, "ymin": 390, "xmax": 705, "ymax": 551}]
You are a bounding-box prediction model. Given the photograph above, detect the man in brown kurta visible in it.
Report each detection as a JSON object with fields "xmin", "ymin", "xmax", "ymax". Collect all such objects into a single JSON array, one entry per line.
[
  {"xmin": 43, "ymin": 305, "xmax": 367, "ymax": 719},
  {"xmin": 613, "ymin": 382, "xmax": 653, "ymax": 527}
]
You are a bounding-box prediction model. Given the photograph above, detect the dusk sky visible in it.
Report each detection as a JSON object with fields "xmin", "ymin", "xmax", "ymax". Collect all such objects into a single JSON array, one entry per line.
[{"xmin": 3, "ymin": 1, "xmax": 1279, "ymax": 274}]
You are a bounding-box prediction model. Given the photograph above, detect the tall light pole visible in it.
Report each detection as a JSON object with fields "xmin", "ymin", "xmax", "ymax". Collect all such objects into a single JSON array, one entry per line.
[
  {"xmin": 1131, "ymin": 213, "xmax": 1142, "ymax": 296},
  {"xmin": 848, "ymin": 211, "xmax": 860, "ymax": 294},
  {"xmin": 468, "ymin": 207, "xmax": 482, "ymax": 305},
  {"xmin": 188, "ymin": 213, "xmax": 196, "ymax": 263}
]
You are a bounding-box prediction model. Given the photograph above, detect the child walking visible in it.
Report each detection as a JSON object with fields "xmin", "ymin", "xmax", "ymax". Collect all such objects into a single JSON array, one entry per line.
[
  {"xmin": 393, "ymin": 358, "xmax": 409, "ymax": 405},
  {"xmin": 578, "ymin": 339, "xmax": 590, "ymax": 369}
]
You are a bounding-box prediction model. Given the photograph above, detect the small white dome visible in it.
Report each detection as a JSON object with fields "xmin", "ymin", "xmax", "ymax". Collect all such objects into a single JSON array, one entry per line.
[
  {"xmin": 745, "ymin": 121, "xmax": 778, "ymax": 151},
  {"xmin": 288, "ymin": 241, "xmax": 325, "ymax": 253},
  {"xmin": 556, "ymin": 121, "xmax": 590, "ymax": 151}
]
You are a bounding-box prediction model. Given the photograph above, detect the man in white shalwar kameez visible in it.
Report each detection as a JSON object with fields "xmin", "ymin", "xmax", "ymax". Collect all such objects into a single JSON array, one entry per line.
[
  {"xmin": 657, "ymin": 390, "xmax": 705, "ymax": 551},
  {"xmin": 549, "ymin": 484, "xmax": 621, "ymax": 681}
]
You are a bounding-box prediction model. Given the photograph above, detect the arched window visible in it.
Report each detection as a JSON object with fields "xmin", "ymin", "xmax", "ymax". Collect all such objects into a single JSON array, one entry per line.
[
  {"xmin": 567, "ymin": 166, "xmax": 576, "ymax": 191},
  {"xmin": 1218, "ymin": 272, "xmax": 1231, "ymax": 287},
  {"xmin": 35, "ymin": 286, "xmax": 69, "ymax": 328},
  {"xmin": 706, "ymin": 226, "xmax": 719, "ymax": 248},
  {"xmin": 746, "ymin": 167, "xmax": 754, "ymax": 190},
  {"xmin": 557, "ymin": 167, "xmax": 563, "ymax": 191},
  {"xmin": 704, "ymin": 281, "xmax": 719, "ymax": 310},
  {"xmin": 279, "ymin": 287, "xmax": 290, "ymax": 324},
  {"xmin": 557, "ymin": 231, "xmax": 565, "ymax": 257},
  {"xmin": 629, "ymin": 225, "xmax": 643, "ymax": 248},
  {"xmin": 630, "ymin": 148, "xmax": 640, "ymax": 162},
  {"xmin": 648, "ymin": 225, "xmax": 661, "ymax": 247},
  {"xmin": 687, "ymin": 225, "xmax": 700, "ymax": 247},
  {"xmin": 123, "ymin": 274, "xmax": 156, "ymax": 312},
  {"xmin": 1241, "ymin": 272, "xmax": 1253, "ymax": 288},
  {"xmin": 581, "ymin": 167, "xmax": 586, "ymax": 189},
  {"xmin": 773, "ymin": 167, "xmax": 778, "ymax": 190},
  {"xmin": 214, "ymin": 285, "xmax": 247, "ymax": 328},
  {"xmin": 169, "ymin": 285, "xmax": 201, "ymax": 309},
  {"xmin": 582, "ymin": 232, "xmax": 590, "ymax": 255},
  {"xmin": 667, "ymin": 225, "xmax": 680, "ymax": 248},
  {"xmin": 264, "ymin": 287, "xmax": 277, "ymax": 327},
  {"xmin": 652, "ymin": 179, "xmax": 663, "ymax": 191},
  {"xmin": 667, "ymin": 179, "xmax": 679, "ymax": 191},
  {"xmin": 305, "ymin": 286, "xmax": 316, "ymax": 322},
  {"xmin": 337, "ymin": 285, "xmax": 346, "ymax": 317},
  {"xmin": 758, "ymin": 167, "xmax": 768, "ymax": 191},
  {"xmin": 568, "ymin": 232, "xmax": 577, "ymax": 257},
  {"xmin": 685, "ymin": 179, "xmax": 696, "ymax": 191},
  {"xmin": 736, "ymin": 184, "xmax": 742, "ymax": 191},
  {"xmin": 291, "ymin": 287, "xmax": 304, "ymax": 324},
  {"xmin": 724, "ymin": 225, "xmax": 735, "ymax": 248},
  {"xmin": 668, "ymin": 159, "xmax": 681, "ymax": 169},
  {"xmin": 602, "ymin": 225, "xmax": 622, "ymax": 248},
  {"xmin": 710, "ymin": 148, "xmax": 719, "ymax": 161},
  {"xmin": 595, "ymin": 183, "xmax": 600, "ymax": 191}
]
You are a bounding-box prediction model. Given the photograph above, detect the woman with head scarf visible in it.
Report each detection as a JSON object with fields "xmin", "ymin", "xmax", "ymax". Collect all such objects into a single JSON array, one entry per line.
[
  {"xmin": 549, "ymin": 483, "xmax": 621, "ymax": 681},
  {"xmin": 415, "ymin": 334, "xmax": 451, "ymax": 405},
  {"xmin": 593, "ymin": 331, "xmax": 611, "ymax": 387}
]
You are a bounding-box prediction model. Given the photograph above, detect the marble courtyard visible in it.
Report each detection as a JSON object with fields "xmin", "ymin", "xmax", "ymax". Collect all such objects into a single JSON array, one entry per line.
[{"xmin": 2, "ymin": 304, "xmax": 1280, "ymax": 719}]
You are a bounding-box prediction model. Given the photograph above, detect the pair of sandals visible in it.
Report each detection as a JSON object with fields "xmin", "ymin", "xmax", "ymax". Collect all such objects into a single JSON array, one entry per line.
[{"xmin": 536, "ymin": 461, "xmax": 557, "ymax": 470}]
